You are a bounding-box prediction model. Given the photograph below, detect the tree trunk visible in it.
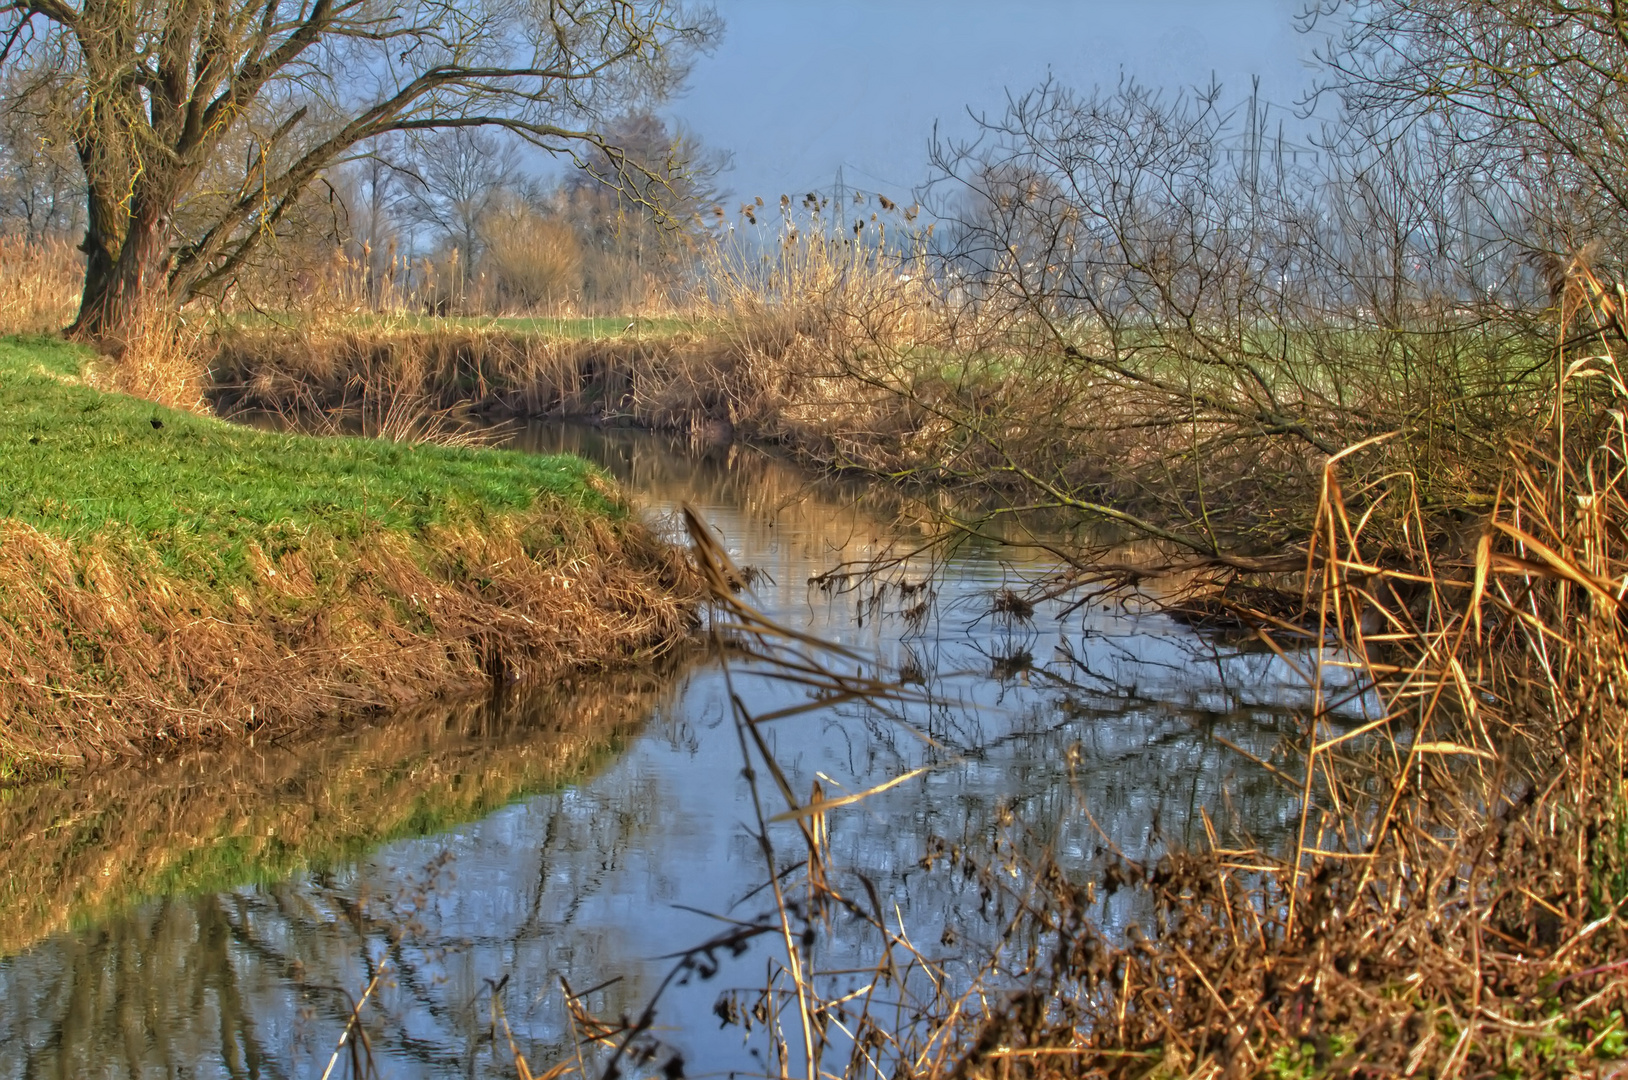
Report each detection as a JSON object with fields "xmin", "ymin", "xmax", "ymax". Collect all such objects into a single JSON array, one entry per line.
[{"xmin": 68, "ymin": 190, "xmax": 171, "ymax": 342}]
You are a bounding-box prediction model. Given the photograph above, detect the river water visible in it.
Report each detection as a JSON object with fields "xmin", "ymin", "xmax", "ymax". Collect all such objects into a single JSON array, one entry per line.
[{"xmin": 0, "ymin": 425, "xmax": 1343, "ymax": 1078}]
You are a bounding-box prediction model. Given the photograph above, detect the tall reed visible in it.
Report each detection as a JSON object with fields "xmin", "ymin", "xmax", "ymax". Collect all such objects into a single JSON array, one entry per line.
[{"xmin": 0, "ymin": 234, "xmax": 79, "ymax": 335}]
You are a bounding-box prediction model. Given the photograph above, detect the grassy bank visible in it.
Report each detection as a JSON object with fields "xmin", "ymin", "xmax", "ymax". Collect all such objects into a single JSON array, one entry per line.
[{"xmin": 0, "ymin": 336, "xmax": 697, "ymax": 771}]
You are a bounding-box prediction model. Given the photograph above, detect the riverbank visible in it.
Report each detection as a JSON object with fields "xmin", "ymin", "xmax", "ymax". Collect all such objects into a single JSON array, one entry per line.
[
  {"xmin": 0, "ymin": 336, "xmax": 698, "ymax": 773},
  {"xmin": 206, "ymin": 320, "xmax": 889, "ymax": 450}
]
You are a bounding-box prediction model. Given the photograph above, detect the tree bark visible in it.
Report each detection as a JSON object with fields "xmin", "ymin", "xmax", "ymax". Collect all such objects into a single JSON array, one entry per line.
[
  {"xmin": 68, "ymin": 191, "xmax": 122, "ymax": 339},
  {"xmin": 68, "ymin": 184, "xmax": 173, "ymax": 342}
]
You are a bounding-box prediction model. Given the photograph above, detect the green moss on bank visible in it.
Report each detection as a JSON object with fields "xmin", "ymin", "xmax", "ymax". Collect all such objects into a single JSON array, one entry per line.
[{"xmin": 0, "ymin": 336, "xmax": 615, "ymax": 583}]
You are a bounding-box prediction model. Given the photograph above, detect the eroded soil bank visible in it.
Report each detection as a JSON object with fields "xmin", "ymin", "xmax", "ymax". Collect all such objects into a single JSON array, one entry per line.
[{"xmin": 0, "ymin": 337, "xmax": 699, "ymax": 772}]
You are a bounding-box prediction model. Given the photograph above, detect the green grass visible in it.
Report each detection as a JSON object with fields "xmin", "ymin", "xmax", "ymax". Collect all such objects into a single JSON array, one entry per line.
[{"xmin": 0, "ymin": 335, "xmax": 617, "ymax": 581}]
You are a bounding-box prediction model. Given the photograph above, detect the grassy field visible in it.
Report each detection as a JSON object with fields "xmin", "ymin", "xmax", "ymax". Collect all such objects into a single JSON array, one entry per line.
[
  {"xmin": 0, "ymin": 335, "xmax": 696, "ymax": 770},
  {"xmin": 0, "ymin": 335, "xmax": 614, "ymax": 580}
]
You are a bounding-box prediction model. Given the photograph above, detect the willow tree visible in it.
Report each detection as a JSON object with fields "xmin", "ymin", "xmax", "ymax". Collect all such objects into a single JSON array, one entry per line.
[{"xmin": 0, "ymin": 0, "xmax": 717, "ymax": 338}]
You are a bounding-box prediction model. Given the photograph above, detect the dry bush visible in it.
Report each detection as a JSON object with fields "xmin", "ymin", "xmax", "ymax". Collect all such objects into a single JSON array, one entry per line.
[
  {"xmin": 84, "ymin": 301, "xmax": 215, "ymax": 412},
  {"xmin": 696, "ymin": 198, "xmax": 941, "ymax": 346},
  {"xmin": 0, "ymin": 234, "xmax": 79, "ymax": 334},
  {"xmin": 481, "ymin": 202, "xmax": 585, "ymax": 312},
  {"xmin": 665, "ymin": 199, "xmax": 956, "ymax": 450}
]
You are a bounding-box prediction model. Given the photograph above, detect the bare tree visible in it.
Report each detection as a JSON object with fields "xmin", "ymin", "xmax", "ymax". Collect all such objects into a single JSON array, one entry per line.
[
  {"xmin": 0, "ymin": 69, "xmax": 80, "ymax": 238},
  {"xmin": 1312, "ymin": 0, "xmax": 1628, "ymax": 258},
  {"xmin": 403, "ymin": 127, "xmax": 534, "ymax": 272},
  {"xmin": 338, "ymin": 136, "xmax": 414, "ymax": 308},
  {"xmin": 0, "ymin": 0, "xmax": 720, "ymax": 338},
  {"xmin": 868, "ymin": 73, "xmax": 1550, "ymax": 556},
  {"xmin": 558, "ymin": 110, "xmax": 729, "ymax": 306}
]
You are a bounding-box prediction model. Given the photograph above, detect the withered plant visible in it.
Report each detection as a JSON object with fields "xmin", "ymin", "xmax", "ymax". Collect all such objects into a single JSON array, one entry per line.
[{"xmin": 533, "ymin": 259, "xmax": 1628, "ymax": 1080}]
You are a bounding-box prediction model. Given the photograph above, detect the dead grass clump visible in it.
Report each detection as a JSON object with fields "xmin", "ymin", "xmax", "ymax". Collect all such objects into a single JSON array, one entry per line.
[
  {"xmin": 990, "ymin": 586, "xmax": 1036, "ymax": 621},
  {"xmin": 83, "ymin": 301, "xmax": 214, "ymax": 413},
  {"xmin": 0, "ymin": 234, "xmax": 80, "ymax": 335},
  {"xmin": 212, "ymin": 327, "xmax": 624, "ymax": 420},
  {"xmin": 0, "ymin": 504, "xmax": 700, "ymax": 769}
]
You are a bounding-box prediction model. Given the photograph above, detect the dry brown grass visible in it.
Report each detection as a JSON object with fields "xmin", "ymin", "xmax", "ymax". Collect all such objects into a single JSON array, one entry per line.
[
  {"xmin": 0, "ymin": 502, "xmax": 700, "ymax": 769},
  {"xmin": 0, "ymin": 234, "xmax": 79, "ymax": 335},
  {"xmin": 82, "ymin": 301, "xmax": 216, "ymax": 413},
  {"xmin": 207, "ymin": 320, "xmax": 907, "ymax": 451}
]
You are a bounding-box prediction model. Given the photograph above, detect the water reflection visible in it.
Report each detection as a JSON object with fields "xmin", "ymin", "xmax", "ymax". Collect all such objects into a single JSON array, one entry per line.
[{"xmin": 0, "ymin": 425, "xmax": 1351, "ymax": 1078}]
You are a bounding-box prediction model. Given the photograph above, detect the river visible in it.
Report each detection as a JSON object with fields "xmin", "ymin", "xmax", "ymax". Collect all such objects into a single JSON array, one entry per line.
[{"xmin": 0, "ymin": 424, "xmax": 1343, "ymax": 1078}]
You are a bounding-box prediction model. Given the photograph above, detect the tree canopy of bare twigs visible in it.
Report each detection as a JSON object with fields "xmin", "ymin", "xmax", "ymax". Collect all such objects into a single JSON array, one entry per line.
[
  {"xmin": 1313, "ymin": 0, "xmax": 1628, "ymax": 259},
  {"xmin": 0, "ymin": 0, "xmax": 720, "ymax": 338},
  {"xmin": 881, "ymin": 68, "xmax": 1557, "ymax": 560}
]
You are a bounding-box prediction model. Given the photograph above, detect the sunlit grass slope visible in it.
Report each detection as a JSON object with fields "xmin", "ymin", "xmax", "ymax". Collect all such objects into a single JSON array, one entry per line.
[
  {"xmin": 0, "ymin": 336, "xmax": 695, "ymax": 769},
  {"xmin": 0, "ymin": 336, "xmax": 613, "ymax": 576}
]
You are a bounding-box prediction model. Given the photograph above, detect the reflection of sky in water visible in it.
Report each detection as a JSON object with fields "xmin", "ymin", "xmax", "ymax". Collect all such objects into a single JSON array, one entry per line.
[{"xmin": 0, "ymin": 427, "xmax": 1365, "ymax": 1078}]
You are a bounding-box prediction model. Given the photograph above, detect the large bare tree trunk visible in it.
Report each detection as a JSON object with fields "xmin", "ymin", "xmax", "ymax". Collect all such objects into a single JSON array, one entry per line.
[
  {"xmin": 8, "ymin": 0, "xmax": 711, "ymax": 344},
  {"xmin": 68, "ymin": 178, "xmax": 173, "ymax": 341}
]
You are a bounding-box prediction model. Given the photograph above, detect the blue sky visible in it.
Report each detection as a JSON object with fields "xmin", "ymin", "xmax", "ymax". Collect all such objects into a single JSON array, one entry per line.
[{"xmin": 670, "ymin": 0, "xmax": 1330, "ymax": 205}]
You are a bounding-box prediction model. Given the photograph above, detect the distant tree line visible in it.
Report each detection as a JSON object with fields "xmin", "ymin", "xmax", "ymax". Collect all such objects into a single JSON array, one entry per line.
[{"xmin": 327, "ymin": 112, "xmax": 730, "ymax": 317}]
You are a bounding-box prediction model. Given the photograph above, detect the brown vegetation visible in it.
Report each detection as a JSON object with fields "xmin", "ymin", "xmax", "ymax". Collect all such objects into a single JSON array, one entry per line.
[
  {"xmin": 0, "ymin": 233, "xmax": 78, "ymax": 334},
  {"xmin": 0, "ymin": 504, "xmax": 698, "ymax": 769}
]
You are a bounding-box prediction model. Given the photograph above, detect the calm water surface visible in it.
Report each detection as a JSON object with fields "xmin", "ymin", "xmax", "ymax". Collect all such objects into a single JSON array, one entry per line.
[{"xmin": 0, "ymin": 426, "xmax": 1348, "ymax": 1078}]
